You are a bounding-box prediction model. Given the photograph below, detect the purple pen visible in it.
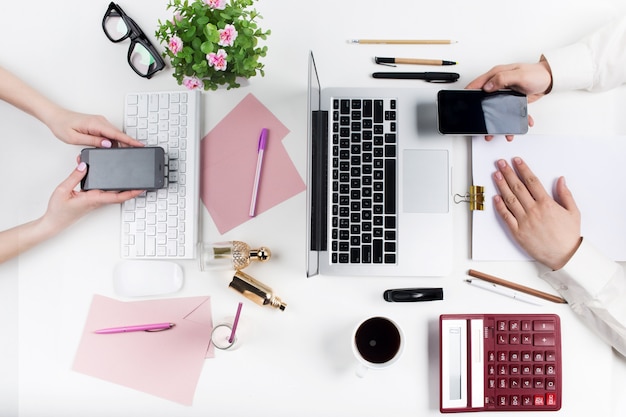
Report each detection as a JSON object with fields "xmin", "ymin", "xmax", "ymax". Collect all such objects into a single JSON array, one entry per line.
[
  {"xmin": 94, "ymin": 322, "xmax": 175, "ymax": 334},
  {"xmin": 249, "ymin": 128, "xmax": 268, "ymax": 217}
]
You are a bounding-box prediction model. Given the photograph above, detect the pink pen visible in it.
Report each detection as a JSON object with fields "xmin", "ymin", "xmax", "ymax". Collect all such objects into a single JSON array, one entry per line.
[
  {"xmin": 94, "ymin": 322, "xmax": 175, "ymax": 334},
  {"xmin": 249, "ymin": 128, "xmax": 268, "ymax": 217}
]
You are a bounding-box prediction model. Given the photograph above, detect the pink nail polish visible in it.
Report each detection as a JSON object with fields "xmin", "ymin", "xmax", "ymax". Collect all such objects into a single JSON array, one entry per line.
[
  {"xmin": 101, "ymin": 139, "xmax": 112, "ymax": 148},
  {"xmin": 77, "ymin": 162, "xmax": 87, "ymax": 172},
  {"xmin": 497, "ymin": 159, "xmax": 506, "ymax": 168}
]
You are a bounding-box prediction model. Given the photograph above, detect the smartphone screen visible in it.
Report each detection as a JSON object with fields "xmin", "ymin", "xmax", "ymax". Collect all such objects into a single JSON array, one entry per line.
[
  {"xmin": 437, "ymin": 90, "xmax": 528, "ymax": 135},
  {"xmin": 80, "ymin": 147, "xmax": 165, "ymax": 191}
]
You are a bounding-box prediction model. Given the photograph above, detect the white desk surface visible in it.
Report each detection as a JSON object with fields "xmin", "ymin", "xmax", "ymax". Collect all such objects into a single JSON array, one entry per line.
[{"xmin": 2, "ymin": 0, "xmax": 626, "ymax": 415}]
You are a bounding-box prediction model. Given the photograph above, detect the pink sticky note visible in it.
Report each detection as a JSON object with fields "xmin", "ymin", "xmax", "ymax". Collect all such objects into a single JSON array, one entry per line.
[
  {"xmin": 200, "ymin": 93, "xmax": 305, "ymax": 234},
  {"xmin": 73, "ymin": 295, "xmax": 214, "ymax": 405}
]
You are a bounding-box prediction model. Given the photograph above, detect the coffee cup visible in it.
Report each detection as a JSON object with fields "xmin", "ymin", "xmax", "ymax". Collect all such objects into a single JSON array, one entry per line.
[{"xmin": 351, "ymin": 316, "xmax": 404, "ymax": 377}]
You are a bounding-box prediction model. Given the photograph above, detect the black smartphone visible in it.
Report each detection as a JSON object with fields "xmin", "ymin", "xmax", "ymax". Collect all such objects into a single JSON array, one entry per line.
[
  {"xmin": 437, "ymin": 89, "xmax": 528, "ymax": 135},
  {"xmin": 80, "ymin": 147, "xmax": 165, "ymax": 191}
]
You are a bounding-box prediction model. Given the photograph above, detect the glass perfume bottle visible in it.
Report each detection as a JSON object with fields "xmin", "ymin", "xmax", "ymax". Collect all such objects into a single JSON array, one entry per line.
[
  {"xmin": 199, "ymin": 241, "xmax": 271, "ymax": 271},
  {"xmin": 229, "ymin": 270, "xmax": 287, "ymax": 311}
]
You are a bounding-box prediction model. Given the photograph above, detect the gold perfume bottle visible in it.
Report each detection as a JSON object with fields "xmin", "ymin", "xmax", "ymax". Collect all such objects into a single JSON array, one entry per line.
[
  {"xmin": 199, "ymin": 241, "xmax": 271, "ymax": 271},
  {"xmin": 229, "ymin": 270, "xmax": 286, "ymax": 311}
]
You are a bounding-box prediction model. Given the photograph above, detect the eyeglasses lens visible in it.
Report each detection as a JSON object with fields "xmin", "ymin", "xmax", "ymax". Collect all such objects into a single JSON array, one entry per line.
[
  {"xmin": 130, "ymin": 43, "xmax": 158, "ymax": 77},
  {"xmin": 103, "ymin": 14, "xmax": 128, "ymax": 41}
]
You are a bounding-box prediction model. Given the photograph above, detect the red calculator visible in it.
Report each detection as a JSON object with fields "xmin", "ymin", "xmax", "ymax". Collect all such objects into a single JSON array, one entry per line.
[{"xmin": 439, "ymin": 314, "xmax": 562, "ymax": 412}]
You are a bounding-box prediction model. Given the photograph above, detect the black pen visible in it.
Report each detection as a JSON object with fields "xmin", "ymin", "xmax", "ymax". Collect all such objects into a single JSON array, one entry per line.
[
  {"xmin": 375, "ymin": 57, "xmax": 457, "ymax": 66},
  {"xmin": 372, "ymin": 72, "xmax": 459, "ymax": 83},
  {"xmin": 383, "ymin": 288, "xmax": 444, "ymax": 302}
]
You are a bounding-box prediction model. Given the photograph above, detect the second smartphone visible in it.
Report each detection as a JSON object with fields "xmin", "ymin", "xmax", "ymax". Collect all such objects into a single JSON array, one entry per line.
[
  {"xmin": 80, "ymin": 147, "xmax": 166, "ymax": 191},
  {"xmin": 437, "ymin": 89, "xmax": 528, "ymax": 135}
]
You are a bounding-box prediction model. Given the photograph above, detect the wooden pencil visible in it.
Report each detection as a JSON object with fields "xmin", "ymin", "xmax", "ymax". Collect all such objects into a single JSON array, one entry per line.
[
  {"xmin": 467, "ymin": 269, "xmax": 567, "ymax": 304},
  {"xmin": 350, "ymin": 39, "xmax": 457, "ymax": 45}
]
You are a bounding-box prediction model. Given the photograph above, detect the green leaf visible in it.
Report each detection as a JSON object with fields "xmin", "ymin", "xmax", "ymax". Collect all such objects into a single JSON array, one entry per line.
[{"xmin": 200, "ymin": 41, "xmax": 214, "ymax": 54}]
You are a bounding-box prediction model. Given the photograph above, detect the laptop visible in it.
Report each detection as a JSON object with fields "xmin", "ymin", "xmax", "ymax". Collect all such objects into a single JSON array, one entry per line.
[{"xmin": 306, "ymin": 51, "xmax": 454, "ymax": 277}]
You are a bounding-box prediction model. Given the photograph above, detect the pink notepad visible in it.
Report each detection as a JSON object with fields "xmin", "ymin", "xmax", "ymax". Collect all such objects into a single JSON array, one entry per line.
[
  {"xmin": 73, "ymin": 295, "xmax": 214, "ymax": 405},
  {"xmin": 200, "ymin": 93, "xmax": 305, "ymax": 234}
]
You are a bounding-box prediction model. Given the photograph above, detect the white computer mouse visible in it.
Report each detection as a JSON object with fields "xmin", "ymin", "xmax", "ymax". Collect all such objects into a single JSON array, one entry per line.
[{"xmin": 113, "ymin": 260, "xmax": 184, "ymax": 297}]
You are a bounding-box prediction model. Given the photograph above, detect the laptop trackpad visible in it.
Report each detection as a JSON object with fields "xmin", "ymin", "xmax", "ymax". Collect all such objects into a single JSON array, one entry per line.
[{"xmin": 402, "ymin": 149, "xmax": 449, "ymax": 213}]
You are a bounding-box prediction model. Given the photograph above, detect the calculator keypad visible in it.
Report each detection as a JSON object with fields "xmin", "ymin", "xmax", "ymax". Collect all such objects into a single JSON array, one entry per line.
[{"xmin": 485, "ymin": 315, "xmax": 561, "ymax": 411}]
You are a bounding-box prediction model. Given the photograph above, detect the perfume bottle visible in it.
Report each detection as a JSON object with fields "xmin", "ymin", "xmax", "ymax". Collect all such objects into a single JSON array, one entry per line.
[
  {"xmin": 199, "ymin": 241, "xmax": 271, "ymax": 271},
  {"xmin": 229, "ymin": 270, "xmax": 287, "ymax": 311}
]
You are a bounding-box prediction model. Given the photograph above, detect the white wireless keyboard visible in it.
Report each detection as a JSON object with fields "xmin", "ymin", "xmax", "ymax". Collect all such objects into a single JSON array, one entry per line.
[{"xmin": 121, "ymin": 90, "xmax": 201, "ymax": 259}]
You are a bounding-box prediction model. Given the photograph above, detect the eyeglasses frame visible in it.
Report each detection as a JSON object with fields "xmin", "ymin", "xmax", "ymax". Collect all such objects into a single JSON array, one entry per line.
[{"xmin": 102, "ymin": 2, "xmax": 165, "ymax": 79}]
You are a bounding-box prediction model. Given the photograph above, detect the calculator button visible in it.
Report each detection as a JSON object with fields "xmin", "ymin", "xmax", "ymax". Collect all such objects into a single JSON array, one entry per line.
[
  {"xmin": 534, "ymin": 395, "xmax": 545, "ymax": 406},
  {"xmin": 534, "ymin": 320, "xmax": 555, "ymax": 331},
  {"xmin": 546, "ymin": 378, "xmax": 557, "ymax": 390},
  {"xmin": 546, "ymin": 393, "xmax": 558, "ymax": 406},
  {"xmin": 534, "ymin": 334, "xmax": 556, "ymax": 346}
]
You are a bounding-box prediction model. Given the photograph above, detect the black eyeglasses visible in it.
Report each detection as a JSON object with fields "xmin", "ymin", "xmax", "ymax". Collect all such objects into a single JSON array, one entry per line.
[{"xmin": 102, "ymin": 2, "xmax": 165, "ymax": 79}]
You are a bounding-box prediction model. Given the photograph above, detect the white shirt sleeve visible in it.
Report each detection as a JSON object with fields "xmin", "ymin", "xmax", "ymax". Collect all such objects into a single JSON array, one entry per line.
[
  {"xmin": 541, "ymin": 239, "xmax": 626, "ymax": 357},
  {"xmin": 543, "ymin": 15, "xmax": 626, "ymax": 92}
]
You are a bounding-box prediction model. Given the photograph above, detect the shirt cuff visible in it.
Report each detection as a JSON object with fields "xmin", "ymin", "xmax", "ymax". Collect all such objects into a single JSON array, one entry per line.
[
  {"xmin": 541, "ymin": 238, "xmax": 619, "ymax": 299},
  {"xmin": 543, "ymin": 43, "xmax": 594, "ymax": 92}
]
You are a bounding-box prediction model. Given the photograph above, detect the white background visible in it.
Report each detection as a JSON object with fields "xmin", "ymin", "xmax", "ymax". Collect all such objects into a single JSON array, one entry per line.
[{"xmin": 2, "ymin": 0, "xmax": 626, "ymax": 416}]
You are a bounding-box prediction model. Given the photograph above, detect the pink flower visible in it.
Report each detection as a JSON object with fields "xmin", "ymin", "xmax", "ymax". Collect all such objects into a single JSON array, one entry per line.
[
  {"xmin": 204, "ymin": 0, "xmax": 226, "ymax": 10},
  {"xmin": 171, "ymin": 11, "xmax": 183, "ymax": 24},
  {"xmin": 207, "ymin": 49, "xmax": 228, "ymax": 71},
  {"xmin": 168, "ymin": 36, "xmax": 183, "ymax": 54},
  {"xmin": 182, "ymin": 76, "xmax": 203, "ymax": 90},
  {"xmin": 218, "ymin": 24, "xmax": 238, "ymax": 47}
]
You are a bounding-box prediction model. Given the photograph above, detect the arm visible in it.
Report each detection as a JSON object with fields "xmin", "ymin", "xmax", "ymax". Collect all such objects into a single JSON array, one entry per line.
[
  {"xmin": 545, "ymin": 15, "xmax": 626, "ymax": 92},
  {"xmin": 493, "ymin": 157, "xmax": 626, "ymax": 356},
  {"xmin": 0, "ymin": 65, "xmax": 142, "ymax": 148},
  {"xmin": 0, "ymin": 162, "xmax": 142, "ymax": 263},
  {"xmin": 468, "ymin": 15, "xmax": 626, "ymax": 96},
  {"xmin": 542, "ymin": 240, "xmax": 626, "ymax": 357}
]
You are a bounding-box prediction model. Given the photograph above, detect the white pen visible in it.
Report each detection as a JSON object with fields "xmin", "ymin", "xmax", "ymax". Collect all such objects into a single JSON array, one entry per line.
[{"xmin": 464, "ymin": 279, "xmax": 542, "ymax": 306}]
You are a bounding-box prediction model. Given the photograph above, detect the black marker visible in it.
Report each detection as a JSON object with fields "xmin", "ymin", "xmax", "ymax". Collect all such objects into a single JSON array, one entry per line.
[
  {"xmin": 383, "ymin": 288, "xmax": 444, "ymax": 302},
  {"xmin": 372, "ymin": 72, "xmax": 460, "ymax": 83}
]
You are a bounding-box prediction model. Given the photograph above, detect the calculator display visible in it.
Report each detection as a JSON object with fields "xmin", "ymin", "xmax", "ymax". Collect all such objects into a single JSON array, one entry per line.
[{"xmin": 440, "ymin": 314, "xmax": 562, "ymax": 413}]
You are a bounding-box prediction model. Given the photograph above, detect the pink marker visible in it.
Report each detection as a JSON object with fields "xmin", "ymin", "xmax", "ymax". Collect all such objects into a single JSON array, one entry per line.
[
  {"xmin": 249, "ymin": 128, "xmax": 268, "ymax": 217},
  {"xmin": 228, "ymin": 302, "xmax": 243, "ymax": 343},
  {"xmin": 94, "ymin": 322, "xmax": 175, "ymax": 334}
]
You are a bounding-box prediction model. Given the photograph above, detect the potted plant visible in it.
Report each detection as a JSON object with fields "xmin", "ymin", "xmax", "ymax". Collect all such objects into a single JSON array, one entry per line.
[{"xmin": 156, "ymin": 0, "xmax": 270, "ymax": 90}]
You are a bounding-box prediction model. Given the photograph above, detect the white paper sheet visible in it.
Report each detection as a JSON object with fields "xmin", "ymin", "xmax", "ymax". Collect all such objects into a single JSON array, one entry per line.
[{"xmin": 471, "ymin": 135, "xmax": 626, "ymax": 261}]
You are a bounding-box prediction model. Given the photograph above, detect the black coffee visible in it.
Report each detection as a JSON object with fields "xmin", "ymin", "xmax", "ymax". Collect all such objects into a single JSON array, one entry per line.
[{"xmin": 354, "ymin": 317, "xmax": 401, "ymax": 364}]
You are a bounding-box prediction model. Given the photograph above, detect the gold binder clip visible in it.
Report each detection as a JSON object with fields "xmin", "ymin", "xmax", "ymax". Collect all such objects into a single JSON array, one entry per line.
[{"xmin": 454, "ymin": 185, "xmax": 485, "ymax": 211}]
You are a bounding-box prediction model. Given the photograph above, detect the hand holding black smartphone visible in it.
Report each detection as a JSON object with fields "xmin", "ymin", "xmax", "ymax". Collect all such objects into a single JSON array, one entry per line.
[
  {"xmin": 80, "ymin": 147, "xmax": 166, "ymax": 191},
  {"xmin": 437, "ymin": 89, "xmax": 529, "ymax": 135}
]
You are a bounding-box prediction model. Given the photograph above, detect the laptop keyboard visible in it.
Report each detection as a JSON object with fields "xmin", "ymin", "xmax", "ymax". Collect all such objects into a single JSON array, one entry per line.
[
  {"xmin": 120, "ymin": 91, "xmax": 201, "ymax": 259},
  {"xmin": 330, "ymin": 98, "xmax": 398, "ymax": 264}
]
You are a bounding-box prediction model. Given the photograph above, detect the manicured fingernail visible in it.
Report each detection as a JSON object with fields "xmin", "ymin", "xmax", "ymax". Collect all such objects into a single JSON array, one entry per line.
[
  {"xmin": 513, "ymin": 157, "xmax": 522, "ymax": 165},
  {"xmin": 497, "ymin": 159, "xmax": 506, "ymax": 168},
  {"xmin": 77, "ymin": 162, "xmax": 87, "ymax": 172},
  {"xmin": 101, "ymin": 139, "xmax": 112, "ymax": 148},
  {"xmin": 484, "ymin": 81, "xmax": 494, "ymax": 91},
  {"xmin": 494, "ymin": 171, "xmax": 503, "ymax": 180}
]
